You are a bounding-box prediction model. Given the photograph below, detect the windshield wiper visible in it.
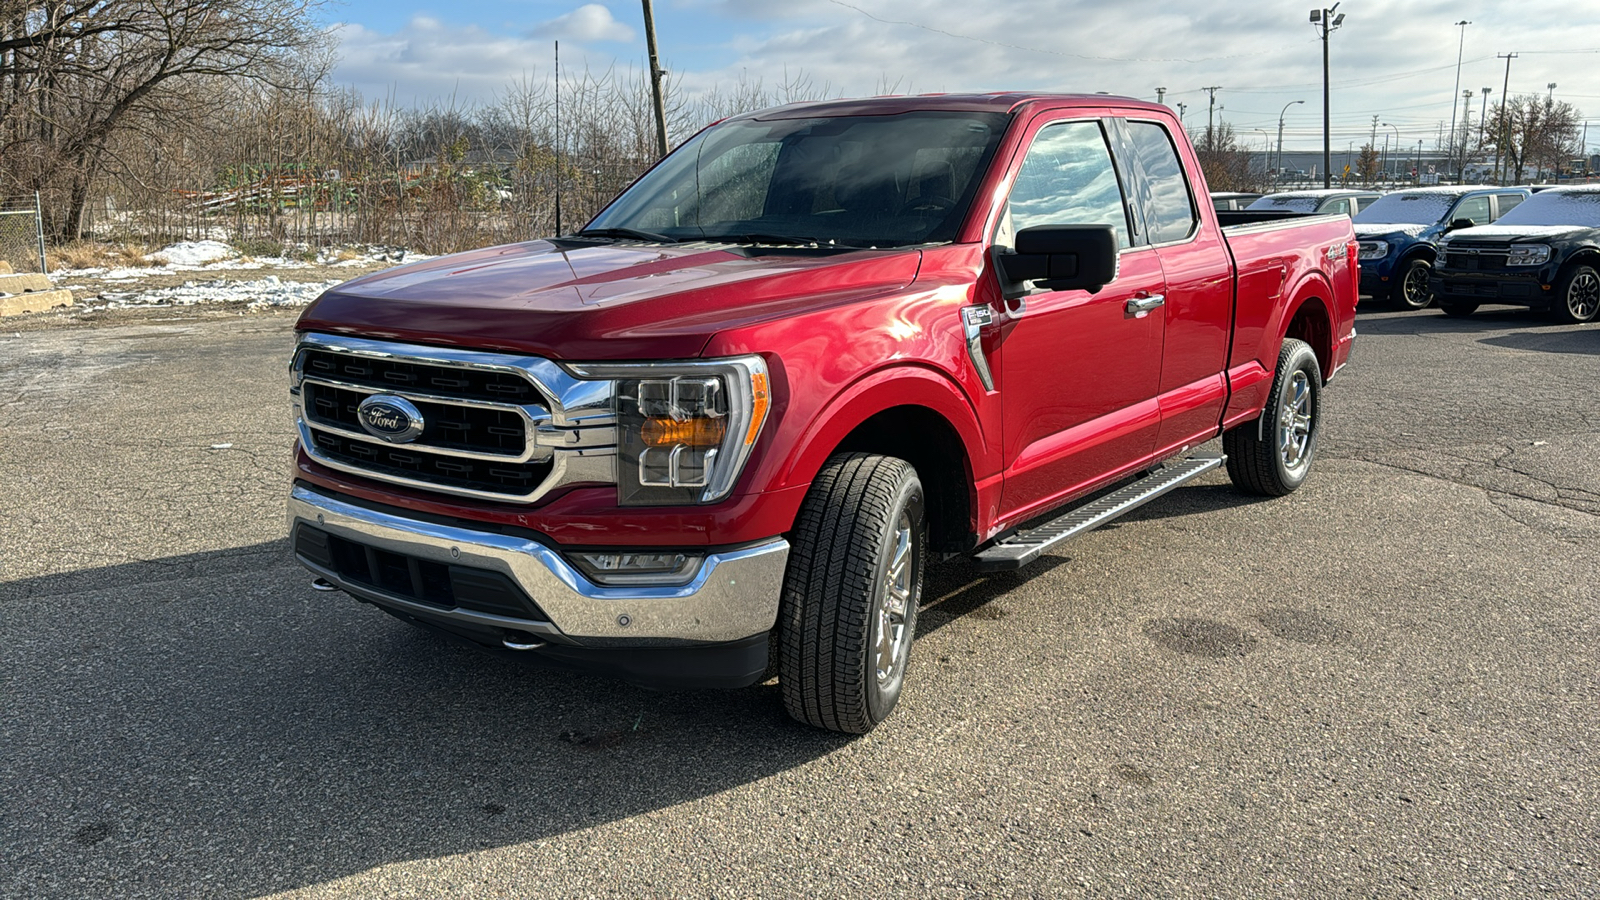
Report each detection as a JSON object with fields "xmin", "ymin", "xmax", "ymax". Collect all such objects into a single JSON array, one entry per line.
[
  {"xmin": 571, "ymin": 227, "xmax": 679, "ymax": 243},
  {"xmin": 699, "ymin": 233, "xmax": 883, "ymax": 249}
]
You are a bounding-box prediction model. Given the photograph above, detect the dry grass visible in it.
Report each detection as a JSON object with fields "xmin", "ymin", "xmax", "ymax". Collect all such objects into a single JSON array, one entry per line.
[
  {"xmin": 335, "ymin": 248, "xmax": 360, "ymax": 262},
  {"xmin": 47, "ymin": 241, "xmax": 159, "ymax": 271}
]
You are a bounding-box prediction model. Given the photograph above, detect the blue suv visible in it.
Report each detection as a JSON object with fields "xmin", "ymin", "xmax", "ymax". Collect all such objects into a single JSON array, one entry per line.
[{"xmin": 1354, "ymin": 186, "xmax": 1531, "ymax": 310}]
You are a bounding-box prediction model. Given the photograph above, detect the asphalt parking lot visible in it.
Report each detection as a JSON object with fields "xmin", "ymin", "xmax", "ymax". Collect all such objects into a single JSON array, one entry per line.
[{"xmin": 2, "ymin": 303, "xmax": 1597, "ymax": 898}]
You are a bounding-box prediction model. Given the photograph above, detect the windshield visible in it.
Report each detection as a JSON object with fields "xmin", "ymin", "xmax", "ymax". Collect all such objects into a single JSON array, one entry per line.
[
  {"xmin": 1245, "ymin": 195, "xmax": 1323, "ymax": 213},
  {"xmin": 584, "ymin": 110, "xmax": 1011, "ymax": 248},
  {"xmin": 1354, "ymin": 192, "xmax": 1457, "ymax": 226},
  {"xmin": 1494, "ymin": 190, "xmax": 1600, "ymax": 227}
]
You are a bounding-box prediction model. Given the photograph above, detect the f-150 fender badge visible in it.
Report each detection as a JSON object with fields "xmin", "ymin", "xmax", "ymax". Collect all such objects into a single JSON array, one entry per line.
[{"xmin": 357, "ymin": 394, "xmax": 426, "ymax": 443}]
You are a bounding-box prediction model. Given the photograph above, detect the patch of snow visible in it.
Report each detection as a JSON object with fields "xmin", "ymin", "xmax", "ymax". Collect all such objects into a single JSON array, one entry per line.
[
  {"xmin": 87, "ymin": 276, "xmax": 342, "ymax": 310},
  {"xmin": 149, "ymin": 240, "xmax": 237, "ymax": 267}
]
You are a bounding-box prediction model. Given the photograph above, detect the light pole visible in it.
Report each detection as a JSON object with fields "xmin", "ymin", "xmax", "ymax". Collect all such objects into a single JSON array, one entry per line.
[
  {"xmin": 1277, "ymin": 99, "xmax": 1305, "ymax": 183},
  {"xmin": 1416, "ymin": 138, "xmax": 1424, "ymax": 184},
  {"xmin": 1310, "ymin": 5, "xmax": 1345, "ymax": 189},
  {"xmin": 1479, "ymin": 87, "xmax": 1492, "ymax": 160},
  {"xmin": 1458, "ymin": 89, "xmax": 1473, "ymax": 179},
  {"xmin": 1382, "ymin": 122, "xmax": 1401, "ymax": 180},
  {"xmin": 1494, "ymin": 52, "xmax": 1517, "ymax": 184},
  {"xmin": 1447, "ymin": 20, "xmax": 1470, "ymax": 180}
]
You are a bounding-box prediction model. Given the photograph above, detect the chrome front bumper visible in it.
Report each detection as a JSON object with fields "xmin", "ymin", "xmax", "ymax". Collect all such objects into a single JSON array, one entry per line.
[{"xmin": 287, "ymin": 485, "xmax": 789, "ymax": 647}]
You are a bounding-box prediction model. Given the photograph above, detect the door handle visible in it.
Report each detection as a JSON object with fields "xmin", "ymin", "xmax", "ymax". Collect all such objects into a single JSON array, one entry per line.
[{"xmin": 1125, "ymin": 294, "xmax": 1166, "ymax": 315}]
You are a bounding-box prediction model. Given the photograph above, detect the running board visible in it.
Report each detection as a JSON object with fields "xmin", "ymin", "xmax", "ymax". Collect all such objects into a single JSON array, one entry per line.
[{"xmin": 973, "ymin": 454, "xmax": 1225, "ymax": 572}]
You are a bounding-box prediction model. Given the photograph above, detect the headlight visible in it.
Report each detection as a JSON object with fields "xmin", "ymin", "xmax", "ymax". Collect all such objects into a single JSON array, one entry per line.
[
  {"xmin": 1357, "ymin": 240, "xmax": 1389, "ymax": 260},
  {"xmin": 566, "ymin": 356, "xmax": 771, "ymax": 506},
  {"xmin": 1506, "ymin": 243, "xmax": 1551, "ymax": 266}
]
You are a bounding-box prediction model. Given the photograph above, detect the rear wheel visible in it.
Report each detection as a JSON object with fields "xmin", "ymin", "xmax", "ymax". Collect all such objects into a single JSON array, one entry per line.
[
  {"xmin": 1438, "ymin": 300, "xmax": 1478, "ymax": 318},
  {"xmin": 1223, "ymin": 338, "xmax": 1321, "ymax": 497},
  {"xmin": 1391, "ymin": 257, "xmax": 1434, "ymax": 310},
  {"xmin": 779, "ymin": 453, "xmax": 925, "ymax": 734},
  {"xmin": 1549, "ymin": 264, "xmax": 1600, "ymax": 324}
]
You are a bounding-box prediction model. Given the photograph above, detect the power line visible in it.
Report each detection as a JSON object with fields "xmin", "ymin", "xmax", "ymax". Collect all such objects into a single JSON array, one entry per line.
[{"xmin": 823, "ymin": 0, "xmax": 1272, "ymax": 64}]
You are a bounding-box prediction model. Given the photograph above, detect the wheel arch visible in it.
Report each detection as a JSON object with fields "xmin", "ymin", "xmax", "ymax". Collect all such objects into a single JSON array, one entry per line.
[
  {"xmin": 1280, "ymin": 289, "xmax": 1335, "ymax": 383},
  {"xmin": 774, "ymin": 367, "xmax": 987, "ymax": 554}
]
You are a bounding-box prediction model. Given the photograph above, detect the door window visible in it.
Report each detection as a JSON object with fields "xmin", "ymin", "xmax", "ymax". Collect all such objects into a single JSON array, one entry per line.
[
  {"xmin": 1000, "ymin": 120, "xmax": 1131, "ymax": 249},
  {"xmin": 1124, "ymin": 121, "xmax": 1198, "ymax": 243},
  {"xmin": 1494, "ymin": 193, "xmax": 1524, "ymax": 218},
  {"xmin": 1453, "ymin": 195, "xmax": 1491, "ymax": 226}
]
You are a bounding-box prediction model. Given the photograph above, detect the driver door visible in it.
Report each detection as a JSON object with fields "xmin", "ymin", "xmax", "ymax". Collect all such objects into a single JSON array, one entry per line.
[{"xmin": 988, "ymin": 115, "xmax": 1167, "ymax": 525}]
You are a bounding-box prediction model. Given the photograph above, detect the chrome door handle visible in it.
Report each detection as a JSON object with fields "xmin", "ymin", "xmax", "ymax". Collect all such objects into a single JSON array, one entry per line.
[{"xmin": 1125, "ymin": 294, "xmax": 1166, "ymax": 314}]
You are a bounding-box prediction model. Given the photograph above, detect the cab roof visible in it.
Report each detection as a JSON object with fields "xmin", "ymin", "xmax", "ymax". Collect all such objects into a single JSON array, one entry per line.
[{"xmin": 730, "ymin": 92, "xmax": 1171, "ymax": 121}]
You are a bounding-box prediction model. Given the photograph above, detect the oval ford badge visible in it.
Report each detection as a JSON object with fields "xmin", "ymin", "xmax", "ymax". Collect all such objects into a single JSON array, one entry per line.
[{"xmin": 356, "ymin": 394, "xmax": 425, "ymax": 443}]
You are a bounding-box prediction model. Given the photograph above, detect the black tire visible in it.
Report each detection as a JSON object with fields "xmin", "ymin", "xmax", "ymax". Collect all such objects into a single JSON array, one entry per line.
[
  {"xmin": 1223, "ymin": 338, "xmax": 1321, "ymax": 497},
  {"xmin": 1438, "ymin": 300, "xmax": 1478, "ymax": 318},
  {"xmin": 1549, "ymin": 264, "xmax": 1600, "ymax": 324},
  {"xmin": 1390, "ymin": 256, "xmax": 1434, "ymax": 310},
  {"xmin": 779, "ymin": 453, "xmax": 925, "ymax": 734}
]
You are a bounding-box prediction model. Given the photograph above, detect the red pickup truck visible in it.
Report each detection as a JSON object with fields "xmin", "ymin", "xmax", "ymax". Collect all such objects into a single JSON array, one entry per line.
[{"xmin": 288, "ymin": 94, "xmax": 1357, "ymax": 733}]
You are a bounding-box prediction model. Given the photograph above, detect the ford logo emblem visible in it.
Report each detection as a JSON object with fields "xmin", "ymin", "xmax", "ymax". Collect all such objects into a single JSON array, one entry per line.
[{"xmin": 356, "ymin": 394, "xmax": 425, "ymax": 443}]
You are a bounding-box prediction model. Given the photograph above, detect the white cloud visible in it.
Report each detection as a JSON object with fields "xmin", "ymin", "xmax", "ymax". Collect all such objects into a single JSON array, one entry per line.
[{"xmin": 531, "ymin": 4, "xmax": 636, "ymax": 43}]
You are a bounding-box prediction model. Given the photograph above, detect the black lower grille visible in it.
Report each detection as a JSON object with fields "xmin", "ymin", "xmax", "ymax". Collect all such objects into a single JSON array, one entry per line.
[
  {"xmin": 310, "ymin": 430, "xmax": 550, "ymax": 495},
  {"xmin": 295, "ymin": 524, "xmax": 548, "ymax": 621}
]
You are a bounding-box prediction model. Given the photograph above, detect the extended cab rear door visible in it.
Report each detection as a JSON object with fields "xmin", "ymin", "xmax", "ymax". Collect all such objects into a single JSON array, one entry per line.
[
  {"xmin": 1110, "ymin": 116, "xmax": 1236, "ymax": 456},
  {"xmin": 986, "ymin": 112, "xmax": 1168, "ymax": 524}
]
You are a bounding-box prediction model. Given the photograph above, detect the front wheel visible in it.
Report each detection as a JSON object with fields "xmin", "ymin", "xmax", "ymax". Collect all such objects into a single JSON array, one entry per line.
[
  {"xmin": 1391, "ymin": 257, "xmax": 1435, "ymax": 310},
  {"xmin": 779, "ymin": 453, "xmax": 925, "ymax": 734},
  {"xmin": 1549, "ymin": 264, "xmax": 1600, "ymax": 324},
  {"xmin": 1223, "ymin": 338, "xmax": 1321, "ymax": 497}
]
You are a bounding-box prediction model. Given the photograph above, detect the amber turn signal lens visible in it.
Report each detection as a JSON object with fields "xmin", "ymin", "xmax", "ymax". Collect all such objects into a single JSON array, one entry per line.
[
  {"xmin": 745, "ymin": 372, "xmax": 770, "ymax": 446},
  {"xmin": 641, "ymin": 416, "xmax": 727, "ymax": 448}
]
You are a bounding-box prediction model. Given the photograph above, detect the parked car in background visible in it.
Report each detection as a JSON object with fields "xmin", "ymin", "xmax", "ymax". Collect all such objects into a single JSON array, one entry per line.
[
  {"xmin": 1246, "ymin": 189, "xmax": 1382, "ymax": 217},
  {"xmin": 1431, "ymin": 184, "xmax": 1600, "ymax": 323},
  {"xmin": 1353, "ymin": 185, "xmax": 1530, "ymax": 310},
  {"xmin": 1211, "ymin": 191, "xmax": 1262, "ymax": 211}
]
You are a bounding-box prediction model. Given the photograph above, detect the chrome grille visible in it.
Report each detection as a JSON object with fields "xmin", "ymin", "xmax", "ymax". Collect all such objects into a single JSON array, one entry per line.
[{"xmin": 293, "ymin": 334, "xmax": 618, "ymax": 503}]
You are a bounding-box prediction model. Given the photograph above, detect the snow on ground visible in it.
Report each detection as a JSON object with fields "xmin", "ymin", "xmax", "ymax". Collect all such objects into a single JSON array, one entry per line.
[
  {"xmin": 149, "ymin": 240, "xmax": 237, "ymax": 267},
  {"xmin": 54, "ymin": 243, "xmax": 428, "ymax": 280},
  {"xmin": 87, "ymin": 276, "xmax": 344, "ymax": 310}
]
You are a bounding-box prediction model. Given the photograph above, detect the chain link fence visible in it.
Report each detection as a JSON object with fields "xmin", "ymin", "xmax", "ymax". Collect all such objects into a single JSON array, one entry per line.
[{"xmin": 0, "ymin": 194, "xmax": 46, "ymax": 274}]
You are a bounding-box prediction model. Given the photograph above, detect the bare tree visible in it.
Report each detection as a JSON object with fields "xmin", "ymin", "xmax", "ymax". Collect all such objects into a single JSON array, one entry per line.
[
  {"xmin": 1484, "ymin": 95, "xmax": 1583, "ymax": 183},
  {"xmin": 1192, "ymin": 122, "xmax": 1263, "ymax": 193},
  {"xmin": 0, "ymin": 0, "xmax": 326, "ymax": 238}
]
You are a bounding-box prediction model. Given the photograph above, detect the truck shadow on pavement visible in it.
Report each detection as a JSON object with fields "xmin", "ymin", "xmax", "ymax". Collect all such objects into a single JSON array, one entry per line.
[{"xmin": 1, "ymin": 541, "xmax": 855, "ymax": 898}]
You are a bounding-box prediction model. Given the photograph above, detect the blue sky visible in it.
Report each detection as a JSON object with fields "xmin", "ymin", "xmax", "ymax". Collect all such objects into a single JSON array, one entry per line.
[{"xmin": 320, "ymin": 1, "xmax": 1600, "ymax": 154}]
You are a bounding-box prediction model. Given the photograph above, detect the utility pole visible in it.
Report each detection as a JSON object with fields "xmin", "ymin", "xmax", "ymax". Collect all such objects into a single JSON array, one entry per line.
[
  {"xmin": 641, "ymin": 0, "xmax": 669, "ymax": 158},
  {"xmin": 1447, "ymin": 20, "xmax": 1470, "ymax": 180},
  {"xmin": 1201, "ymin": 86, "xmax": 1222, "ymax": 150},
  {"xmin": 1311, "ymin": 5, "xmax": 1345, "ymax": 189},
  {"xmin": 1494, "ymin": 52, "xmax": 1517, "ymax": 184},
  {"xmin": 1176, "ymin": 101, "xmax": 1187, "ymax": 124}
]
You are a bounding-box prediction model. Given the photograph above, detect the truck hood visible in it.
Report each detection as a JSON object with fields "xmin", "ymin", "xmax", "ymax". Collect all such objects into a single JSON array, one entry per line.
[
  {"xmin": 1443, "ymin": 224, "xmax": 1593, "ymax": 242},
  {"xmin": 296, "ymin": 239, "xmax": 923, "ymax": 359}
]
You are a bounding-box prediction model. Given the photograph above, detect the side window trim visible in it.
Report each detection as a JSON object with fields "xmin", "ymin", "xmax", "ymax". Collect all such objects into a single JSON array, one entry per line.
[{"xmin": 1103, "ymin": 116, "xmax": 1150, "ymax": 247}]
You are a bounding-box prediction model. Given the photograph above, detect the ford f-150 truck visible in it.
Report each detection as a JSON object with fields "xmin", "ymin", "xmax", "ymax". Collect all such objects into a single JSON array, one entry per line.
[
  {"xmin": 287, "ymin": 94, "xmax": 1358, "ymax": 733},
  {"xmin": 1430, "ymin": 184, "xmax": 1600, "ymax": 323}
]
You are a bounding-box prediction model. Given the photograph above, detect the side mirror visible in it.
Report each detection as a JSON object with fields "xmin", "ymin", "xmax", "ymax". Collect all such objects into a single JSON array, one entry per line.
[
  {"xmin": 996, "ymin": 225, "xmax": 1119, "ymax": 293},
  {"xmin": 1448, "ymin": 218, "xmax": 1477, "ymax": 230}
]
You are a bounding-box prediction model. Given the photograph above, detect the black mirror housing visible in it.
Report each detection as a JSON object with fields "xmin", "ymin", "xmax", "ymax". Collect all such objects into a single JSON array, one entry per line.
[
  {"xmin": 1448, "ymin": 218, "xmax": 1477, "ymax": 230},
  {"xmin": 998, "ymin": 225, "xmax": 1119, "ymax": 292}
]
